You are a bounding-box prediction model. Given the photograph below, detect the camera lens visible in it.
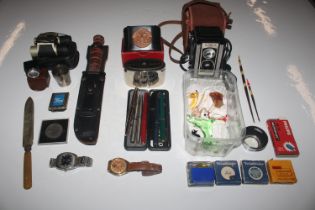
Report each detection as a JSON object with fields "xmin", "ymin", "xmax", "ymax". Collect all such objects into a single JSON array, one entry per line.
[
  {"xmin": 27, "ymin": 68, "xmax": 40, "ymax": 78},
  {"xmin": 202, "ymin": 48, "xmax": 216, "ymax": 59},
  {"xmin": 201, "ymin": 60, "xmax": 215, "ymax": 70}
]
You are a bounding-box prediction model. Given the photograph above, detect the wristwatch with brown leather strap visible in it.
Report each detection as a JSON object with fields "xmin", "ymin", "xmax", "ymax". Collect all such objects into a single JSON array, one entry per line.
[{"xmin": 108, "ymin": 157, "xmax": 162, "ymax": 176}]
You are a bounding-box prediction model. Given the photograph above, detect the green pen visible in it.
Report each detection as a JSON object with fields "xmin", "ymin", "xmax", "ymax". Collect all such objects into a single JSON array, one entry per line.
[{"xmin": 159, "ymin": 92, "xmax": 166, "ymax": 144}]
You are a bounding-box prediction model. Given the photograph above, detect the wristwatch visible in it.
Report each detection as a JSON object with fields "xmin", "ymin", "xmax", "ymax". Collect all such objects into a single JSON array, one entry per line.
[
  {"xmin": 50, "ymin": 152, "xmax": 93, "ymax": 171},
  {"xmin": 108, "ymin": 157, "xmax": 162, "ymax": 176}
]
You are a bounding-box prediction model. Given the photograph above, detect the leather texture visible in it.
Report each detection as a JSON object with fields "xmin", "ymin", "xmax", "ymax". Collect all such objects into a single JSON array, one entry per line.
[
  {"xmin": 158, "ymin": 0, "xmax": 231, "ymax": 63},
  {"xmin": 127, "ymin": 161, "xmax": 162, "ymax": 176},
  {"xmin": 26, "ymin": 67, "xmax": 50, "ymax": 91},
  {"xmin": 181, "ymin": 0, "xmax": 229, "ymax": 50}
]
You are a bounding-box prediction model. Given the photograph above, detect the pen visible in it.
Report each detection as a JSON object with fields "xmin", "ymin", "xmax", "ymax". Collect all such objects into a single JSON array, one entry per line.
[
  {"xmin": 140, "ymin": 92, "xmax": 148, "ymax": 145},
  {"xmin": 153, "ymin": 92, "xmax": 160, "ymax": 148},
  {"xmin": 134, "ymin": 91, "xmax": 143, "ymax": 144},
  {"xmin": 159, "ymin": 92, "xmax": 166, "ymax": 145},
  {"xmin": 125, "ymin": 88, "xmax": 138, "ymax": 135},
  {"xmin": 147, "ymin": 91, "xmax": 156, "ymax": 148}
]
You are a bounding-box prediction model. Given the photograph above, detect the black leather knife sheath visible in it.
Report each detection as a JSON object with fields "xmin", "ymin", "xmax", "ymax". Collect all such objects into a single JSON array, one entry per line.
[{"xmin": 74, "ymin": 35, "xmax": 108, "ymax": 145}]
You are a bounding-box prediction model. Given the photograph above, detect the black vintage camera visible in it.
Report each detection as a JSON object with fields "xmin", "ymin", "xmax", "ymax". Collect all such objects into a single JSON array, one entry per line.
[
  {"xmin": 187, "ymin": 26, "xmax": 232, "ymax": 77},
  {"xmin": 24, "ymin": 32, "xmax": 79, "ymax": 91}
]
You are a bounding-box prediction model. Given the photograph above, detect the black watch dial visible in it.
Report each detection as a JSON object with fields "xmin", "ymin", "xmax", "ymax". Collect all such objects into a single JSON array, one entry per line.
[{"xmin": 57, "ymin": 153, "xmax": 76, "ymax": 171}]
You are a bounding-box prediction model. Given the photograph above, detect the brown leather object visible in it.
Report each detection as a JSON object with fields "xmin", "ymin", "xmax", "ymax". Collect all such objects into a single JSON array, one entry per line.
[
  {"xmin": 127, "ymin": 161, "xmax": 162, "ymax": 176},
  {"xmin": 158, "ymin": 0, "xmax": 232, "ymax": 64},
  {"xmin": 181, "ymin": 0, "xmax": 231, "ymax": 50},
  {"xmin": 23, "ymin": 151, "xmax": 32, "ymax": 190},
  {"xmin": 108, "ymin": 158, "xmax": 162, "ymax": 176},
  {"xmin": 27, "ymin": 68, "xmax": 50, "ymax": 91}
]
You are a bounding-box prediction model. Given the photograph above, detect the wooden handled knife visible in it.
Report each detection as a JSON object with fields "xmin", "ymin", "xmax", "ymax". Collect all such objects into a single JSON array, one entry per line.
[{"xmin": 23, "ymin": 97, "xmax": 34, "ymax": 190}]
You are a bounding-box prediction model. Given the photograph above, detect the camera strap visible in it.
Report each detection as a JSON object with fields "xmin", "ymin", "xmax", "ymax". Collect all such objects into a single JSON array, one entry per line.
[
  {"xmin": 158, "ymin": 20, "xmax": 184, "ymax": 64},
  {"xmin": 158, "ymin": 21, "xmax": 184, "ymax": 64},
  {"xmin": 181, "ymin": 0, "xmax": 231, "ymax": 50}
]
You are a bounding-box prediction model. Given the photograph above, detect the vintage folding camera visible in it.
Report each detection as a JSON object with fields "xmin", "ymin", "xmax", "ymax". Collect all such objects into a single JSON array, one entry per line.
[
  {"xmin": 187, "ymin": 26, "xmax": 232, "ymax": 77},
  {"xmin": 24, "ymin": 32, "xmax": 79, "ymax": 91}
]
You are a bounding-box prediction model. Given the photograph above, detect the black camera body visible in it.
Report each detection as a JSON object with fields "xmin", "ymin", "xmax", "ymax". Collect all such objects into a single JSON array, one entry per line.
[
  {"xmin": 188, "ymin": 26, "xmax": 231, "ymax": 77},
  {"xmin": 24, "ymin": 32, "xmax": 79, "ymax": 91}
]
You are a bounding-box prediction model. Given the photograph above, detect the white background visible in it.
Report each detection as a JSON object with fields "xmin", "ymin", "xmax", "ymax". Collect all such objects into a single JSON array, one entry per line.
[{"xmin": 0, "ymin": 0, "xmax": 315, "ymax": 209}]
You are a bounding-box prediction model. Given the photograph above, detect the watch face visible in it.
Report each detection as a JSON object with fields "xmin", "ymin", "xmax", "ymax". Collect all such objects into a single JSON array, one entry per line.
[
  {"xmin": 109, "ymin": 158, "xmax": 128, "ymax": 175},
  {"xmin": 57, "ymin": 153, "xmax": 76, "ymax": 171},
  {"xmin": 132, "ymin": 28, "xmax": 152, "ymax": 48}
]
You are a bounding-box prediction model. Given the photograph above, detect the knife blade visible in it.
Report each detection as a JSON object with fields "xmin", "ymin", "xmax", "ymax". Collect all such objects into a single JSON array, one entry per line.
[{"xmin": 23, "ymin": 97, "xmax": 34, "ymax": 190}]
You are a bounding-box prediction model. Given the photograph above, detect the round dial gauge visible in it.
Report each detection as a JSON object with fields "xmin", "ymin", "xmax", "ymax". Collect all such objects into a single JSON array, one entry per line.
[
  {"xmin": 221, "ymin": 166, "xmax": 235, "ymax": 180},
  {"xmin": 132, "ymin": 28, "xmax": 152, "ymax": 48},
  {"xmin": 45, "ymin": 123, "xmax": 63, "ymax": 139},
  {"xmin": 248, "ymin": 166, "xmax": 263, "ymax": 180}
]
